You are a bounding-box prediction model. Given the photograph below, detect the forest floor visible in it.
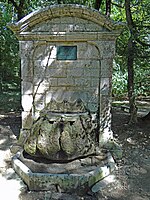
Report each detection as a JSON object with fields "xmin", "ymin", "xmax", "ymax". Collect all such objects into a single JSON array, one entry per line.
[{"xmin": 0, "ymin": 101, "xmax": 149, "ymax": 200}]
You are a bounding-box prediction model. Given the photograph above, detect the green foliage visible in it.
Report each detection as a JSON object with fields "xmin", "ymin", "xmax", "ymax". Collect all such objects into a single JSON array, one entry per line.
[
  {"xmin": 0, "ymin": 2, "xmax": 20, "ymax": 112},
  {"xmin": 0, "ymin": 84, "xmax": 20, "ymax": 112},
  {"xmin": 112, "ymin": 0, "xmax": 150, "ymax": 98},
  {"xmin": 0, "ymin": 3, "xmax": 20, "ymax": 89},
  {"xmin": 112, "ymin": 62, "xmax": 128, "ymax": 98},
  {"xmin": 112, "ymin": 62, "xmax": 150, "ymax": 98},
  {"xmin": 134, "ymin": 67, "xmax": 150, "ymax": 96},
  {"xmin": 24, "ymin": 0, "xmax": 96, "ymax": 12}
]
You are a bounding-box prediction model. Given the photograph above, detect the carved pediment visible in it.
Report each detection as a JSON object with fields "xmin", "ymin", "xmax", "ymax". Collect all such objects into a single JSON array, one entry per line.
[
  {"xmin": 8, "ymin": 4, "xmax": 124, "ymax": 37},
  {"xmin": 29, "ymin": 17, "xmax": 109, "ymax": 33}
]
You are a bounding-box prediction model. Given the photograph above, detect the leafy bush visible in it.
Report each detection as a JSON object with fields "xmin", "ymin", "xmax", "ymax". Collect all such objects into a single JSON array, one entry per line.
[{"xmin": 112, "ymin": 62, "xmax": 128, "ymax": 98}]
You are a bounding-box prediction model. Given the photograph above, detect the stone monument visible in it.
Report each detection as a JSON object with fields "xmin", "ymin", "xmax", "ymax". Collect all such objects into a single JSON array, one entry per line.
[{"xmin": 9, "ymin": 4, "xmax": 124, "ymax": 192}]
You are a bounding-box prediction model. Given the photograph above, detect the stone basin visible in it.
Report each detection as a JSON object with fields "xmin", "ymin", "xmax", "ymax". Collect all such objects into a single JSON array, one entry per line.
[{"xmin": 12, "ymin": 151, "xmax": 116, "ymax": 192}]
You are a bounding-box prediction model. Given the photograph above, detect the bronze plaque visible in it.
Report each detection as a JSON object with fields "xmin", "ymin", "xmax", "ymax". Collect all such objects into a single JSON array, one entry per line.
[{"xmin": 57, "ymin": 46, "xmax": 77, "ymax": 60}]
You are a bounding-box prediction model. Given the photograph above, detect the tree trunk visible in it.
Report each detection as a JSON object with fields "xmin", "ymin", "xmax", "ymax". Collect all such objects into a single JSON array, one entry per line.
[
  {"xmin": 106, "ymin": 0, "xmax": 111, "ymax": 17},
  {"xmin": 127, "ymin": 37, "xmax": 137, "ymax": 123},
  {"xmin": 94, "ymin": 0, "xmax": 103, "ymax": 10},
  {"xmin": 127, "ymin": 37, "xmax": 134, "ymax": 107},
  {"xmin": 125, "ymin": 0, "xmax": 137, "ymax": 123},
  {"xmin": 17, "ymin": 7, "xmax": 25, "ymax": 20},
  {"xmin": 8, "ymin": 0, "xmax": 26, "ymax": 21},
  {"xmin": 0, "ymin": 76, "xmax": 3, "ymax": 93}
]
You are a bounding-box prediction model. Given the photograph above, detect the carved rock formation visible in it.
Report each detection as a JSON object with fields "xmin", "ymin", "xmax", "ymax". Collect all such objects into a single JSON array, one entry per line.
[{"xmin": 24, "ymin": 100, "xmax": 99, "ymax": 161}]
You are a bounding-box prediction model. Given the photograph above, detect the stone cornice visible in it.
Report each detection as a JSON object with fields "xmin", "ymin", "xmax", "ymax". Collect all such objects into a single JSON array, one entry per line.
[{"xmin": 12, "ymin": 31, "xmax": 121, "ymax": 41}]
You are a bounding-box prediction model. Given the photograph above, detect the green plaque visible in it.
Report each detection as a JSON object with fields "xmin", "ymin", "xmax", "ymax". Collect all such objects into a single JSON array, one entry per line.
[{"xmin": 57, "ymin": 46, "xmax": 77, "ymax": 60}]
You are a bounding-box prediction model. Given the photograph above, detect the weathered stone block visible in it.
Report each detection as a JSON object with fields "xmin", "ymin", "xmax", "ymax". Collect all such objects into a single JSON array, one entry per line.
[
  {"xmin": 87, "ymin": 103, "xmax": 98, "ymax": 112},
  {"xmin": 33, "ymin": 83, "xmax": 49, "ymax": 94},
  {"xmin": 74, "ymin": 78, "xmax": 85, "ymax": 87},
  {"xmin": 67, "ymin": 67, "xmax": 84, "ymax": 77},
  {"xmin": 47, "ymin": 78, "xmax": 58, "ymax": 86},
  {"xmin": 100, "ymin": 78, "xmax": 110, "ymax": 95},
  {"xmin": 97, "ymin": 41, "xmax": 116, "ymax": 58},
  {"xmin": 45, "ymin": 91, "xmax": 53, "ymax": 104},
  {"xmin": 19, "ymin": 41, "xmax": 34, "ymax": 54},
  {"xmin": 66, "ymin": 32, "xmax": 98, "ymax": 41},
  {"xmin": 84, "ymin": 67, "xmax": 99, "ymax": 78},
  {"xmin": 21, "ymin": 60, "xmax": 33, "ymax": 79},
  {"xmin": 34, "ymin": 94, "xmax": 45, "ymax": 111},
  {"xmin": 22, "ymin": 94, "xmax": 33, "ymax": 112},
  {"xmin": 34, "ymin": 45, "xmax": 56, "ymax": 61},
  {"xmin": 48, "ymin": 67, "xmax": 67, "ymax": 78},
  {"xmin": 78, "ymin": 43, "xmax": 100, "ymax": 59},
  {"xmin": 101, "ymin": 59, "xmax": 113, "ymax": 77},
  {"xmin": 87, "ymin": 91, "xmax": 98, "ymax": 105},
  {"xmin": 22, "ymin": 81, "xmax": 33, "ymax": 95},
  {"xmin": 59, "ymin": 24, "xmax": 74, "ymax": 32},
  {"xmin": 57, "ymin": 78, "xmax": 74, "ymax": 86},
  {"xmin": 90, "ymin": 78, "xmax": 99, "ymax": 87},
  {"xmin": 22, "ymin": 111, "xmax": 33, "ymax": 129},
  {"xmin": 61, "ymin": 16, "xmax": 74, "ymax": 24}
]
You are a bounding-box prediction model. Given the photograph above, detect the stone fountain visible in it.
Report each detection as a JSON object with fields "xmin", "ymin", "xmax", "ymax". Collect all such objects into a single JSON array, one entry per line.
[{"xmin": 9, "ymin": 4, "xmax": 124, "ymax": 192}]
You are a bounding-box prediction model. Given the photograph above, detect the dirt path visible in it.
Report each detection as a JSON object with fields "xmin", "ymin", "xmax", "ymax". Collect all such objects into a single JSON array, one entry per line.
[
  {"xmin": 102, "ymin": 108, "xmax": 150, "ymax": 200},
  {"xmin": 0, "ymin": 109, "xmax": 149, "ymax": 200},
  {"xmin": 0, "ymin": 112, "xmax": 26, "ymax": 199}
]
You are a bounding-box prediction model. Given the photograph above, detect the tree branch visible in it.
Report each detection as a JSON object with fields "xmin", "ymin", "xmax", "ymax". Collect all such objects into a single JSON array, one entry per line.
[{"xmin": 111, "ymin": 2, "xmax": 124, "ymax": 9}]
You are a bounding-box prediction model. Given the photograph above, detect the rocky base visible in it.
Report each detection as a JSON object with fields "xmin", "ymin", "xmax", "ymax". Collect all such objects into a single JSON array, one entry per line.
[{"xmin": 22, "ymin": 110, "xmax": 99, "ymax": 161}]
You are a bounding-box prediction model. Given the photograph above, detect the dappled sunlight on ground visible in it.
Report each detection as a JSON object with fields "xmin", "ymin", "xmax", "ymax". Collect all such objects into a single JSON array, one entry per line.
[{"xmin": 0, "ymin": 173, "xmax": 22, "ymax": 200}]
